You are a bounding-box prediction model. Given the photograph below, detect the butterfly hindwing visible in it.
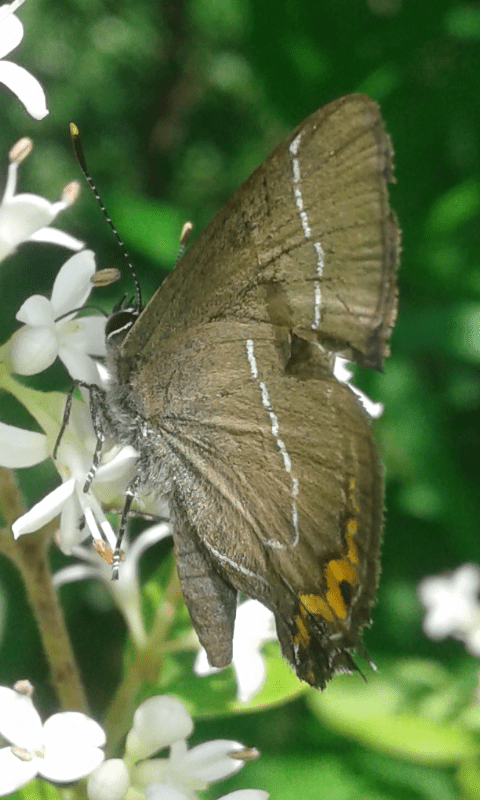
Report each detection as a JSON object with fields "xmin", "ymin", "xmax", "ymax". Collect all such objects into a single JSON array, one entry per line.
[{"xmin": 130, "ymin": 320, "xmax": 382, "ymax": 686}]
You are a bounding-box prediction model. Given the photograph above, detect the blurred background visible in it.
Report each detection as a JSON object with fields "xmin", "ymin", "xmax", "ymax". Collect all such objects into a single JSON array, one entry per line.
[{"xmin": 0, "ymin": 1, "xmax": 480, "ymax": 798}]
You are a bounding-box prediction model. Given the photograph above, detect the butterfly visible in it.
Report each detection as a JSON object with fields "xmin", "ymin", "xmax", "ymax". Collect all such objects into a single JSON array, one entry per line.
[{"xmin": 79, "ymin": 94, "xmax": 399, "ymax": 688}]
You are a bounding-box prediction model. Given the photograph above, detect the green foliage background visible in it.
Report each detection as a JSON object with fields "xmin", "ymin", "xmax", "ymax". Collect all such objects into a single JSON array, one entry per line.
[{"xmin": 1, "ymin": 1, "xmax": 480, "ymax": 799}]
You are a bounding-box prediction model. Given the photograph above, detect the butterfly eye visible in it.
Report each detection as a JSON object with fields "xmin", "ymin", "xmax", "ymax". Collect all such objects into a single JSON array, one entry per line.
[{"xmin": 105, "ymin": 308, "xmax": 139, "ymax": 344}]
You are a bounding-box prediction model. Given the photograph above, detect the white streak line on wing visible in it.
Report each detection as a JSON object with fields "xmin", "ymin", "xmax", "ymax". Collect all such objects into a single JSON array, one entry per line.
[
  {"xmin": 203, "ymin": 539, "xmax": 269, "ymax": 585},
  {"xmin": 246, "ymin": 339, "xmax": 300, "ymax": 546},
  {"xmin": 289, "ymin": 131, "xmax": 324, "ymax": 329}
]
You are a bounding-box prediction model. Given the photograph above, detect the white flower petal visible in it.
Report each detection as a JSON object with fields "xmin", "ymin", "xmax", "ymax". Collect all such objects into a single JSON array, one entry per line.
[
  {"xmin": 29, "ymin": 226, "xmax": 84, "ymax": 250},
  {"xmin": 79, "ymin": 495, "xmax": 117, "ymax": 551},
  {"xmin": 1, "ymin": 159, "xmax": 17, "ymax": 205},
  {"xmin": 128, "ymin": 522, "xmax": 172, "ymax": 563},
  {"xmin": 67, "ymin": 395, "xmax": 97, "ymax": 440},
  {"xmin": 219, "ymin": 792, "xmax": 269, "ymax": 800},
  {"xmin": 51, "ymin": 250, "xmax": 96, "ymax": 316},
  {"xmin": 12, "ymin": 478, "xmax": 75, "ymax": 537},
  {"xmin": 95, "ymin": 446, "xmax": 138, "ymax": 484},
  {"xmin": 0, "ymin": 747, "xmax": 38, "ymax": 795},
  {"xmin": 41, "ymin": 744, "xmax": 104, "ymax": 782},
  {"xmin": 56, "ymin": 318, "xmax": 104, "ymax": 356},
  {"xmin": 41, "ymin": 713, "xmax": 105, "ymax": 782},
  {"xmin": 0, "ymin": 13, "xmax": 23, "ymax": 59},
  {"xmin": 333, "ymin": 357, "xmax": 383, "ymax": 419},
  {"xmin": 0, "ymin": 195, "xmax": 62, "ymax": 256},
  {"xmin": 0, "ymin": 422, "xmax": 47, "ymax": 467},
  {"xmin": 59, "ymin": 495, "xmax": 88, "ymax": 554},
  {"xmin": 126, "ymin": 697, "xmax": 194, "ymax": 762},
  {"xmin": 466, "ymin": 626, "xmax": 480, "ymax": 656},
  {"xmin": 193, "ymin": 649, "xmax": 215, "ymax": 677},
  {"xmin": 41, "ymin": 715, "xmax": 106, "ymax": 780},
  {"xmin": 333, "ymin": 357, "xmax": 353, "ymax": 383},
  {"xmin": 44, "ymin": 711, "xmax": 106, "ymax": 750},
  {"xmin": 87, "ymin": 759, "xmax": 131, "ymax": 800},
  {"xmin": 53, "ymin": 563, "xmax": 99, "ymax": 586},
  {"xmin": 419, "ymin": 564, "xmax": 480, "ymax": 640},
  {"xmin": 145, "ymin": 785, "xmax": 192, "ymax": 800},
  {"xmin": 232, "ymin": 651, "xmax": 266, "ymax": 704},
  {"xmin": 80, "ymin": 316, "xmax": 108, "ymax": 356},
  {"xmin": 180, "ymin": 740, "xmax": 245, "ymax": 783},
  {"xmin": 0, "ymin": 687, "xmax": 43, "ymax": 749},
  {"xmin": 58, "ymin": 346, "xmax": 102, "ymax": 383},
  {"xmin": 16, "ymin": 294, "xmax": 55, "ymax": 326},
  {"xmin": 0, "ymin": 59, "xmax": 48, "ymax": 118},
  {"xmin": 9, "ymin": 325, "xmax": 58, "ymax": 375},
  {"xmin": 131, "ymin": 757, "xmax": 170, "ymax": 788},
  {"xmin": 194, "ymin": 600, "xmax": 275, "ymax": 703}
]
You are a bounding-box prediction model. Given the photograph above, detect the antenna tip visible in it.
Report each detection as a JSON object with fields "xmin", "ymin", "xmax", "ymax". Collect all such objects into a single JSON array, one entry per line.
[
  {"xmin": 69, "ymin": 122, "xmax": 79, "ymax": 137},
  {"xmin": 180, "ymin": 221, "xmax": 193, "ymax": 247},
  {"xmin": 175, "ymin": 221, "xmax": 194, "ymax": 265}
]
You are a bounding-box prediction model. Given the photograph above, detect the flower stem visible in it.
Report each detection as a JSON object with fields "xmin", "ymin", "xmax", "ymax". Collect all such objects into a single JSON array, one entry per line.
[
  {"xmin": 103, "ymin": 561, "xmax": 184, "ymax": 754},
  {"xmin": 0, "ymin": 468, "xmax": 88, "ymax": 712}
]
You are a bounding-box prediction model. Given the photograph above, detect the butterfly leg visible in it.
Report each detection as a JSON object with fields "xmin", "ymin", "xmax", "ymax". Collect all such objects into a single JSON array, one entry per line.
[
  {"xmin": 53, "ymin": 382, "xmax": 78, "ymax": 459},
  {"xmin": 83, "ymin": 384, "xmax": 110, "ymax": 491},
  {"xmin": 111, "ymin": 474, "xmax": 140, "ymax": 580},
  {"xmin": 53, "ymin": 380, "xmax": 109, "ymax": 491}
]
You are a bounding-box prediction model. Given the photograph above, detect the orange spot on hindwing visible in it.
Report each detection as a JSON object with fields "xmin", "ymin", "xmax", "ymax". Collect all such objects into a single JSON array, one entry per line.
[{"xmin": 293, "ymin": 477, "xmax": 361, "ymax": 645}]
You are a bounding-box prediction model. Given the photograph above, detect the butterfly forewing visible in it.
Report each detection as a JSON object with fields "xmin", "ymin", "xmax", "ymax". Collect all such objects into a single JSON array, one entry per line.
[{"xmin": 122, "ymin": 94, "xmax": 398, "ymax": 372}]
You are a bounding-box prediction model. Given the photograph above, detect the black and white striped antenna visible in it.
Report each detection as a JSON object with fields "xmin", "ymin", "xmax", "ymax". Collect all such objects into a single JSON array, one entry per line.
[{"xmin": 69, "ymin": 123, "xmax": 142, "ymax": 312}]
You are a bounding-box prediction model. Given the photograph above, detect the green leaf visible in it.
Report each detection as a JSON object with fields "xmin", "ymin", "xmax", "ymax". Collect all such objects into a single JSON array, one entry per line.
[
  {"xmin": 457, "ymin": 759, "xmax": 480, "ymax": 800},
  {"xmin": 220, "ymin": 753, "xmax": 374, "ymax": 800},
  {"xmin": 309, "ymin": 674, "xmax": 480, "ymax": 765},
  {"xmin": 426, "ymin": 178, "xmax": 480, "ymax": 235},
  {"xmin": 14, "ymin": 778, "xmax": 62, "ymax": 800},
  {"xmin": 162, "ymin": 646, "xmax": 306, "ymax": 718}
]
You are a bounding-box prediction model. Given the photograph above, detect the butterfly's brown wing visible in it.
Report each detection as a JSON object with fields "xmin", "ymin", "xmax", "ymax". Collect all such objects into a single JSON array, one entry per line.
[
  {"xmin": 130, "ymin": 320, "xmax": 382, "ymax": 687},
  {"xmin": 121, "ymin": 94, "xmax": 398, "ymax": 376},
  {"xmin": 113, "ymin": 93, "xmax": 398, "ymax": 686}
]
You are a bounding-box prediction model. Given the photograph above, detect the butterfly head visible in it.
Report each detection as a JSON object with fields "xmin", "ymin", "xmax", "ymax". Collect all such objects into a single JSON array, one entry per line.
[{"xmin": 105, "ymin": 300, "xmax": 141, "ymax": 348}]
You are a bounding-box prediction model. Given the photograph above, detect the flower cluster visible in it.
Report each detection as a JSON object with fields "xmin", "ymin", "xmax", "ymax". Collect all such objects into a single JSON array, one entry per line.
[
  {"xmin": 0, "ymin": 681, "xmax": 105, "ymax": 796},
  {"xmin": 419, "ymin": 563, "xmax": 480, "ymax": 656},
  {"xmin": 0, "ymin": 4, "xmax": 269, "ymax": 799},
  {"xmin": 0, "ymin": 683, "xmax": 266, "ymax": 800},
  {"xmin": 87, "ymin": 695, "xmax": 266, "ymax": 800}
]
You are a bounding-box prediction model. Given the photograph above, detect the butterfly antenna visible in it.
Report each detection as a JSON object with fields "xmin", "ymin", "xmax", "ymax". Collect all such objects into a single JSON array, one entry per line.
[
  {"xmin": 69, "ymin": 123, "xmax": 142, "ymax": 312},
  {"xmin": 175, "ymin": 221, "xmax": 193, "ymax": 265}
]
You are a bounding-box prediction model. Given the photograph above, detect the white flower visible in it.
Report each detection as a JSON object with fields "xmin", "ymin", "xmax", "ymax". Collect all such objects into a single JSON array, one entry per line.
[
  {"xmin": 418, "ymin": 563, "xmax": 480, "ymax": 655},
  {"xmin": 194, "ymin": 600, "xmax": 276, "ymax": 703},
  {"xmin": 12, "ymin": 437, "xmax": 138, "ymax": 555},
  {"xmin": 87, "ymin": 696, "xmax": 257, "ymax": 800},
  {"xmin": 0, "ymin": 681, "xmax": 105, "ymax": 796},
  {"xmin": 0, "ymin": 137, "xmax": 83, "ymax": 262},
  {"xmin": 0, "ymin": 2, "xmax": 48, "ymax": 119},
  {"xmin": 8, "ymin": 250, "xmax": 106, "ymax": 383},
  {"xmin": 0, "ymin": 386, "xmax": 138, "ymax": 553},
  {"xmin": 54, "ymin": 522, "xmax": 172, "ymax": 648},
  {"xmin": 146, "ymin": 787, "xmax": 268, "ymax": 800}
]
